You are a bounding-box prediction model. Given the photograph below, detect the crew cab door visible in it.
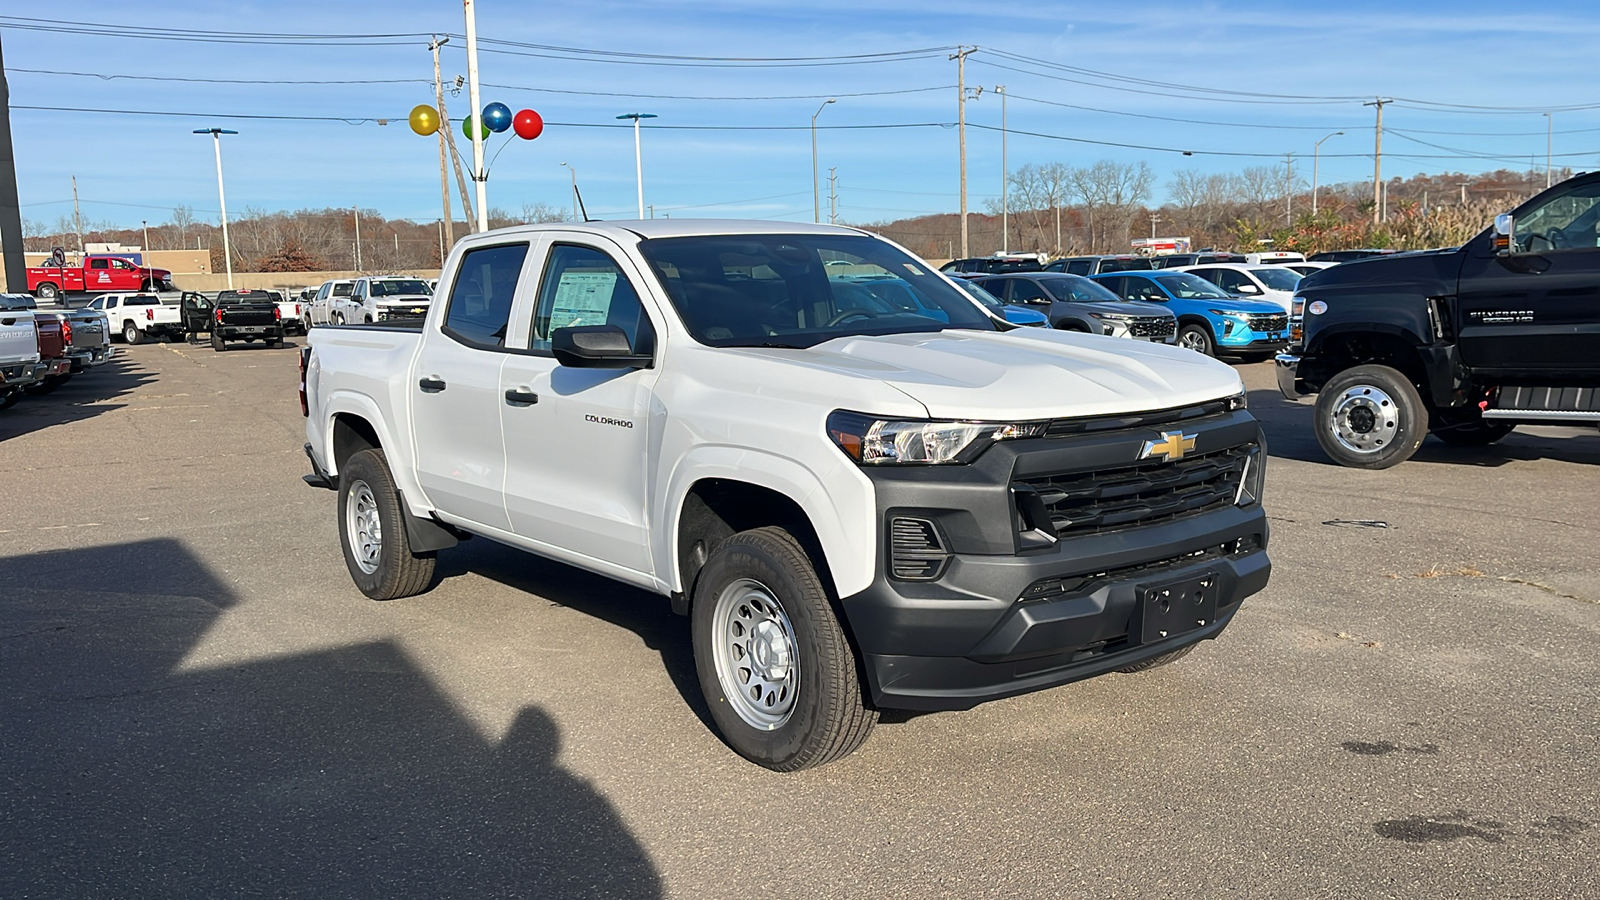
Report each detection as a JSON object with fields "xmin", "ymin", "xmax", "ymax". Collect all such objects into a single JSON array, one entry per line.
[
  {"xmin": 410, "ymin": 241, "xmax": 535, "ymax": 532},
  {"xmin": 498, "ymin": 237, "xmax": 660, "ymax": 575},
  {"xmin": 107, "ymin": 257, "xmax": 142, "ymax": 289},
  {"xmin": 1456, "ymin": 176, "xmax": 1600, "ymax": 377}
]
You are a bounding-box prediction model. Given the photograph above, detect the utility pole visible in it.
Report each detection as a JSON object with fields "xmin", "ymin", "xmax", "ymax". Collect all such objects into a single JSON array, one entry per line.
[
  {"xmin": 429, "ymin": 36, "xmax": 454, "ymax": 248},
  {"xmin": 0, "ymin": 30, "xmax": 28, "ymax": 293},
  {"xmin": 1149, "ymin": 212, "xmax": 1161, "ymax": 240},
  {"xmin": 1458, "ymin": 181, "xmax": 1468, "ymax": 204},
  {"xmin": 438, "ymin": 78, "xmax": 475, "ymax": 231},
  {"xmin": 828, "ymin": 167, "xmax": 838, "ymax": 224},
  {"xmin": 951, "ymin": 46, "xmax": 976, "ymax": 258},
  {"xmin": 71, "ymin": 175, "xmax": 85, "ymax": 258},
  {"xmin": 811, "ymin": 98, "xmax": 835, "ymax": 223},
  {"xmin": 1543, "ymin": 112, "xmax": 1553, "ymax": 188},
  {"xmin": 1364, "ymin": 97, "xmax": 1389, "ymax": 225},
  {"xmin": 353, "ymin": 206, "xmax": 362, "ymax": 271},
  {"xmin": 463, "ymin": 0, "xmax": 488, "ymax": 233},
  {"xmin": 997, "ymin": 84, "xmax": 1007, "ymax": 254},
  {"xmin": 1284, "ymin": 152, "xmax": 1294, "ymax": 226}
]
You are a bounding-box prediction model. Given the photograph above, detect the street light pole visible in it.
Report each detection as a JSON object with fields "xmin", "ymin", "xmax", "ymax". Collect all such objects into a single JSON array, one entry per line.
[
  {"xmin": 353, "ymin": 205, "xmax": 362, "ymax": 271},
  {"xmin": 463, "ymin": 0, "xmax": 488, "ymax": 233},
  {"xmin": 561, "ymin": 162, "xmax": 578, "ymax": 222},
  {"xmin": 617, "ymin": 113, "xmax": 656, "ymax": 219},
  {"xmin": 997, "ymin": 84, "xmax": 1007, "ymax": 254},
  {"xmin": 1312, "ymin": 130, "xmax": 1343, "ymax": 216},
  {"xmin": 811, "ymin": 98, "xmax": 835, "ymax": 224},
  {"xmin": 1543, "ymin": 112, "xmax": 1553, "ymax": 188},
  {"xmin": 193, "ymin": 127, "xmax": 237, "ymax": 289}
]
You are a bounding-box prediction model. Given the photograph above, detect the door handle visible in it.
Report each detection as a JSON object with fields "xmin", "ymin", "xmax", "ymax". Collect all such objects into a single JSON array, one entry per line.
[
  {"xmin": 504, "ymin": 387, "xmax": 539, "ymax": 406},
  {"xmin": 418, "ymin": 376, "xmax": 447, "ymax": 393}
]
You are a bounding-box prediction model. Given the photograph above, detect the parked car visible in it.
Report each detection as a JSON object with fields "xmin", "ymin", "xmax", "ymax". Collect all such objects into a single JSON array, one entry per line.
[
  {"xmin": 970, "ymin": 273, "xmax": 1176, "ymax": 342},
  {"xmin": 1175, "ymin": 263, "xmax": 1302, "ymax": 314},
  {"xmin": 334, "ymin": 276, "xmax": 434, "ymax": 325},
  {"xmin": 1278, "ymin": 171, "xmax": 1600, "ymax": 468},
  {"xmin": 1044, "ymin": 254, "xmax": 1152, "ymax": 276},
  {"xmin": 1243, "ymin": 251, "xmax": 1305, "ymax": 265},
  {"xmin": 1306, "ymin": 249, "xmax": 1397, "ymax": 263},
  {"xmin": 308, "ymin": 279, "xmax": 355, "ymax": 327},
  {"xmin": 0, "ymin": 300, "xmax": 47, "ymax": 409},
  {"xmin": 1284, "ymin": 261, "xmax": 1338, "ymax": 277},
  {"xmin": 938, "ymin": 253, "xmax": 1047, "ymax": 275},
  {"xmin": 303, "ymin": 220, "xmax": 1272, "ymax": 771},
  {"xmin": 1093, "ymin": 271, "xmax": 1289, "ymax": 358},
  {"xmin": 1150, "ymin": 252, "xmax": 1247, "ymax": 269},
  {"xmin": 951, "ymin": 278, "xmax": 1048, "ymax": 327},
  {"xmin": 84, "ymin": 292, "xmax": 185, "ymax": 344},
  {"xmin": 210, "ymin": 289, "xmax": 285, "ymax": 351}
]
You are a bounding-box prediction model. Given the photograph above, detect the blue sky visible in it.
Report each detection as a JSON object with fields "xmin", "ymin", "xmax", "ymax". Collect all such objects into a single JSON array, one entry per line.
[{"xmin": 5, "ymin": 1, "xmax": 1599, "ymax": 230}]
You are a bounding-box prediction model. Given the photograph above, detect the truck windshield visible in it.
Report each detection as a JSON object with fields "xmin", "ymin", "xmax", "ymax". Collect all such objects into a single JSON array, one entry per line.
[
  {"xmin": 369, "ymin": 280, "xmax": 432, "ymax": 297},
  {"xmin": 1250, "ymin": 267, "xmax": 1302, "ymax": 291},
  {"xmin": 637, "ymin": 234, "xmax": 996, "ymax": 348}
]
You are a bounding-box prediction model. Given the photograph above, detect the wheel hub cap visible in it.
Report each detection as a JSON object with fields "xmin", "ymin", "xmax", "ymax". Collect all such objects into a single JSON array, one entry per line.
[
  {"xmin": 345, "ymin": 479, "xmax": 382, "ymax": 575},
  {"xmin": 1329, "ymin": 384, "xmax": 1399, "ymax": 454},
  {"xmin": 711, "ymin": 578, "xmax": 799, "ymax": 730}
]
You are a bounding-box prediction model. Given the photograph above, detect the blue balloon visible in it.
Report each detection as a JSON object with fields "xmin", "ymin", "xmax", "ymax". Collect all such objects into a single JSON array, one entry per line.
[{"xmin": 482, "ymin": 102, "xmax": 513, "ymax": 134}]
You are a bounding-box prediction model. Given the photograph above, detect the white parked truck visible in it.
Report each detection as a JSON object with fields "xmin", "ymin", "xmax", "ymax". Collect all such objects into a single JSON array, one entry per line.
[
  {"xmin": 85, "ymin": 292, "xmax": 184, "ymax": 344},
  {"xmin": 302, "ymin": 221, "xmax": 1272, "ymax": 771}
]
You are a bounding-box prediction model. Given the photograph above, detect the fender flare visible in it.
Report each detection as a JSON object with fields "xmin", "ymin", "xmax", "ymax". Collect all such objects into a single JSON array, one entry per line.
[
  {"xmin": 659, "ymin": 446, "xmax": 876, "ymax": 599},
  {"xmin": 318, "ymin": 390, "xmax": 433, "ymax": 518}
]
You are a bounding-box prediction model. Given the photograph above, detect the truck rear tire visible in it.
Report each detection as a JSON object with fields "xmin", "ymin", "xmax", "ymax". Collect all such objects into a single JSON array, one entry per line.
[
  {"xmin": 211, "ymin": 331, "xmax": 227, "ymax": 352},
  {"xmin": 1429, "ymin": 408, "xmax": 1516, "ymax": 446},
  {"xmin": 337, "ymin": 448, "xmax": 436, "ymax": 600},
  {"xmin": 124, "ymin": 322, "xmax": 143, "ymax": 345},
  {"xmin": 35, "ymin": 282, "xmax": 59, "ymax": 301},
  {"xmin": 691, "ymin": 526, "xmax": 876, "ymax": 771},
  {"xmin": 1313, "ymin": 364, "xmax": 1427, "ymax": 469}
]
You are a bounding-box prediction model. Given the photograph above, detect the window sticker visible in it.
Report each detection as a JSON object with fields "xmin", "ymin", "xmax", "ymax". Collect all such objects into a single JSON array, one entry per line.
[{"xmin": 548, "ymin": 270, "xmax": 618, "ymax": 330}]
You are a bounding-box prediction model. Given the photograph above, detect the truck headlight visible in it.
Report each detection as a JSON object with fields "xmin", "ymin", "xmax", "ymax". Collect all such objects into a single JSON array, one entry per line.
[{"xmin": 827, "ymin": 411, "xmax": 1045, "ymax": 465}]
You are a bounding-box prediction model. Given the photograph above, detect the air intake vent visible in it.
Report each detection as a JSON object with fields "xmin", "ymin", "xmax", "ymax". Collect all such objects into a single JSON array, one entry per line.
[{"xmin": 889, "ymin": 516, "xmax": 949, "ymax": 581}]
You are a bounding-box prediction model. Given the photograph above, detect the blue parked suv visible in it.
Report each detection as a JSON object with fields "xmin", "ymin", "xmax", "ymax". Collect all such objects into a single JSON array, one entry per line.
[{"xmin": 1092, "ymin": 271, "xmax": 1290, "ymax": 358}]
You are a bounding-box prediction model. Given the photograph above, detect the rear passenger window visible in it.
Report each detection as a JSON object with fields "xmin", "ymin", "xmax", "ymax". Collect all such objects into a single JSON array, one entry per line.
[
  {"xmin": 1066, "ymin": 260, "xmax": 1092, "ymax": 276},
  {"xmin": 531, "ymin": 244, "xmax": 653, "ymax": 353},
  {"xmin": 443, "ymin": 243, "xmax": 529, "ymax": 349}
]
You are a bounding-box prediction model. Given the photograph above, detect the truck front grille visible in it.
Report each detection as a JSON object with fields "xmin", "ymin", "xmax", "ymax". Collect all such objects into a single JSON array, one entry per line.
[
  {"xmin": 1014, "ymin": 445, "xmax": 1251, "ymax": 538},
  {"xmin": 1246, "ymin": 313, "xmax": 1288, "ymax": 333},
  {"xmin": 1128, "ymin": 316, "xmax": 1175, "ymax": 338}
]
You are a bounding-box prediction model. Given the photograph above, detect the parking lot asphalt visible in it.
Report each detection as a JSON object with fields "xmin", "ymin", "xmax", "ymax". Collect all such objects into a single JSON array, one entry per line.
[{"xmin": 2, "ymin": 339, "xmax": 1597, "ymax": 899}]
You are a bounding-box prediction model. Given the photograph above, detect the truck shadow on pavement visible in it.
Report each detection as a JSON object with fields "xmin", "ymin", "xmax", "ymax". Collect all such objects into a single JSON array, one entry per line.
[
  {"xmin": 434, "ymin": 539, "xmax": 715, "ymax": 734},
  {"xmin": 1246, "ymin": 387, "xmax": 1600, "ymax": 468},
  {"xmin": 0, "ymin": 539, "xmax": 663, "ymax": 898},
  {"xmin": 0, "ymin": 357, "xmax": 156, "ymax": 444}
]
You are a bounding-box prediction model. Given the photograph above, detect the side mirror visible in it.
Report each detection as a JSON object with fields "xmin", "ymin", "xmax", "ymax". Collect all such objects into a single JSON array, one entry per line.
[
  {"xmin": 1235, "ymin": 283, "xmax": 1261, "ymax": 294},
  {"xmin": 552, "ymin": 324, "xmax": 652, "ymax": 369},
  {"xmin": 1493, "ymin": 213, "xmax": 1514, "ymax": 256}
]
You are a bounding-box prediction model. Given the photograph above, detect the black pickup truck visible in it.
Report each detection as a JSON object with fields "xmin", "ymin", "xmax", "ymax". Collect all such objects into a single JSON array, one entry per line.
[
  {"xmin": 1278, "ymin": 171, "xmax": 1600, "ymax": 468},
  {"xmin": 210, "ymin": 289, "xmax": 285, "ymax": 351}
]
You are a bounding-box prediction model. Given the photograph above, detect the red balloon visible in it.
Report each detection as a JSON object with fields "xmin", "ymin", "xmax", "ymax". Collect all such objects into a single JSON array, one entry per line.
[{"xmin": 512, "ymin": 108, "xmax": 544, "ymax": 140}]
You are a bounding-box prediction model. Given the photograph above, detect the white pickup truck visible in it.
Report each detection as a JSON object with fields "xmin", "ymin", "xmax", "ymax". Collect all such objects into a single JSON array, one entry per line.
[
  {"xmin": 331, "ymin": 276, "xmax": 434, "ymax": 325},
  {"xmin": 85, "ymin": 292, "xmax": 184, "ymax": 344},
  {"xmin": 302, "ymin": 221, "xmax": 1272, "ymax": 771}
]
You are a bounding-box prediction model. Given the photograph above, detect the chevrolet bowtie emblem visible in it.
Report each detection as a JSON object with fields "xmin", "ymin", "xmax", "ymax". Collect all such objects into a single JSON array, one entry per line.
[{"xmin": 1140, "ymin": 431, "xmax": 1197, "ymax": 462}]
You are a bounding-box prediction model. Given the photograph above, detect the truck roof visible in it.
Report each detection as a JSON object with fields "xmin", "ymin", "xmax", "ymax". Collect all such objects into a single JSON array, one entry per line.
[{"xmin": 467, "ymin": 219, "xmax": 867, "ymax": 242}]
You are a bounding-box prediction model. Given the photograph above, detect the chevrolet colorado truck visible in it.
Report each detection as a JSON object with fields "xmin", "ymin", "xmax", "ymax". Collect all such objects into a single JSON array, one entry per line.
[
  {"xmin": 85, "ymin": 292, "xmax": 185, "ymax": 344},
  {"xmin": 1278, "ymin": 172, "xmax": 1600, "ymax": 468},
  {"xmin": 303, "ymin": 221, "xmax": 1272, "ymax": 771}
]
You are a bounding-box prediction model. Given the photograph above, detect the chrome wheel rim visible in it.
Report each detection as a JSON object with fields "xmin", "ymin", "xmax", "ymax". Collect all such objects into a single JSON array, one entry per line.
[
  {"xmin": 711, "ymin": 578, "xmax": 799, "ymax": 730},
  {"xmin": 1329, "ymin": 384, "xmax": 1399, "ymax": 454},
  {"xmin": 345, "ymin": 479, "xmax": 382, "ymax": 575},
  {"xmin": 1178, "ymin": 330, "xmax": 1209, "ymax": 352}
]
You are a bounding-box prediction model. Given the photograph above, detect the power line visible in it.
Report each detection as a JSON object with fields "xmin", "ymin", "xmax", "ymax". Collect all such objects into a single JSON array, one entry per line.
[
  {"xmin": 977, "ymin": 47, "xmax": 1369, "ymax": 104},
  {"xmin": 1004, "ymin": 90, "xmax": 1361, "ymax": 132},
  {"xmin": 11, "ymin": 67, "xmax": 425, "ymax": 87}
]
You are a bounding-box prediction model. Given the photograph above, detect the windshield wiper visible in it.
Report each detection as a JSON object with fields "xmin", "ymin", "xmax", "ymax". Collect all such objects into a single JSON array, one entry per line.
[{"xmin": 752, "ymin": 340, "xmax": 809, "ymax": 349}]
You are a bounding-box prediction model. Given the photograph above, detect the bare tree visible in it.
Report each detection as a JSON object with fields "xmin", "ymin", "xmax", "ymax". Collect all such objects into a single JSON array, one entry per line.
[
  {"xmin": 520, "ymin": 201, "xmax": 569, "ymax": 224},
  {"xmin": 169, "ymin": 205, "xmax": 196, "ymax": 250}
]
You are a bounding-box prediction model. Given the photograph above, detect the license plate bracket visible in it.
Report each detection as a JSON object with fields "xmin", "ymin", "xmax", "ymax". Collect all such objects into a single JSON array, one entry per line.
[{"xmin": 1138, "ymin": 572, "xmax": 1220, "ymax": 644}]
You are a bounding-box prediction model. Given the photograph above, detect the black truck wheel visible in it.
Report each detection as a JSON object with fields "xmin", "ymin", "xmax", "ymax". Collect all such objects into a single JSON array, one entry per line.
[
  {"xmin": 337, "ymin": 448, "xmax": 436, "ymax": 600},
  {"xmin": 0, "ymin": 388, "xmax": 19, "ymax": 411},
  {"xmin": 691, "ymin": 527, "xmax": 876, "ymax": 771},
  {"xmin": 1313, "ymin": 364, "xmax": 1427, "ymax": 469},
  {"xmin": 1429, "ymin": 408, "xmax": 1516, "ymax": 447},
  {"xmin": 210, "ymin": 331, "xmax": 227, "ymax": 352},
  {"xmin": 35, "ymin": 282, "xmax": 59, "ymax": 301}
]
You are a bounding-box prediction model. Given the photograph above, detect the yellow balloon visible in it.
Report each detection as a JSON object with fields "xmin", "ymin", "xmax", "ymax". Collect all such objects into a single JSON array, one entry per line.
[{"xmin": 409, "ymin": 104, "xmax": 441, "ymax": 136}]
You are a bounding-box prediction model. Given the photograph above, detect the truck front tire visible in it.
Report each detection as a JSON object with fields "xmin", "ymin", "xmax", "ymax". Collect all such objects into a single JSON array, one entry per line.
[
  {"xmin": 1313, "ymin": 364, "xmax": 1427, "ymax": 469},
  {"xmin": 337, "ymin": 448, "xmax": 436, "ymax": 600},
  {"xmin": 691, "ymin": 527, "xmax": 876, "ymax": 771}
]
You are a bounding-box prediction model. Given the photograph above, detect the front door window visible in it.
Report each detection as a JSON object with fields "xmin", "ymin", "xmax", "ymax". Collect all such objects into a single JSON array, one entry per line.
[{"xmin": 1515, "ymin": 180, "xmax": 1600, "ymax": 252}]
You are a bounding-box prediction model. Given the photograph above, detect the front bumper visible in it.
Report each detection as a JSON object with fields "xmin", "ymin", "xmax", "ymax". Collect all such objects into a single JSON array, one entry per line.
[
  {"xmin": 839, "ymin": 409, "xmax": 1271, "ymax": 711},
  {"xmin": 1275, "ymin": 352, "xmax": 1308, "ymax": 399}
]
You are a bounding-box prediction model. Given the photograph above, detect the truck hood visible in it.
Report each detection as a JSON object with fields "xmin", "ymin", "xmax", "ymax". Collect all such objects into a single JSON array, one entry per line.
[{"xmin": 774, "ymin": 328, "xmax": 1243, "ymax": 420}]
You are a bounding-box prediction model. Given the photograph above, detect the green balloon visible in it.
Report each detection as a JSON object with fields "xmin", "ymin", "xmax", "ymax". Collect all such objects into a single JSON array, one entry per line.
[{"xmin": 462, "ymin": 115, "xmax": 490, "ymax": 140}]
